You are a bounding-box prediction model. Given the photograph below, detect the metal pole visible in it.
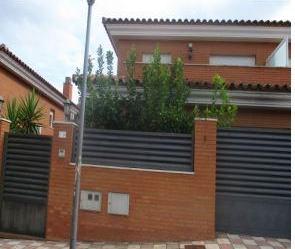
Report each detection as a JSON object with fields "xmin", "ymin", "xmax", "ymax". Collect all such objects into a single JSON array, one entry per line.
[{"xmin": 70, "ymin": 1, "xmax": 95, "ymax": 248}]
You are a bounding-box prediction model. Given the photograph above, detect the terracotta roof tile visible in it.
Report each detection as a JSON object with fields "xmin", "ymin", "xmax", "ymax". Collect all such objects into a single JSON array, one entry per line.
[
  {"xmin": 102, "ymin": 17, "xmax": 290, "ymax": 27},
  {"xmin": 0, "ymin": 43, "xmax": 67, "ymax": 102},
  {"xmin": 118, "ymin": 79, "xmax": 290, "ymax": 92}
]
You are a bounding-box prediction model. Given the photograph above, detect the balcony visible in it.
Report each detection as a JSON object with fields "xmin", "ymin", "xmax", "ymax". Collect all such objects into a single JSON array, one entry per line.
[
  {"xmin": 183, "ymin": 64, "xmax": 290, "ymax": 85},
  {"xmin": 127, "ymin": 63, "xmax": 290, "ymax": 86}
]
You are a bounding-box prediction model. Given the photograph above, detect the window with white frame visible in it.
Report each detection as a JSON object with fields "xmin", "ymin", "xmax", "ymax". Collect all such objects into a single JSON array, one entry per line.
[
  {"xmin": 209, "ymin": 55, "xmax": 256, "ymax": 66},
  {"xmin": 49, "ymin": 110, "xmax": 55, "ymax": 128},
  {"xmin": 142, "ymin": 53, "xmax": 172, "ymax": 64}
]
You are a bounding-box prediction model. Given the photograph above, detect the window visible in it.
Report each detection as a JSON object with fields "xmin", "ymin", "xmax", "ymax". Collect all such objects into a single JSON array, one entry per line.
[
  {"xmin": 49, "ymin": 110, "xmax": 55, "ymax": 128},
  {"xmin": 209, "ymin": 55, "xmax": 256, "ymax": 66},
  {"xmin": 142, "ymin": 53, "xmax": 172, "ymax": 64}
]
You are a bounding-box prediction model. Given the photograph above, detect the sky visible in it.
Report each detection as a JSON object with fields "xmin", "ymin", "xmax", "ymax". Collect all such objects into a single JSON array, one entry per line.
[{"xmin": 0, "ymin": 0, "xmax": 292, "ymax": 103}]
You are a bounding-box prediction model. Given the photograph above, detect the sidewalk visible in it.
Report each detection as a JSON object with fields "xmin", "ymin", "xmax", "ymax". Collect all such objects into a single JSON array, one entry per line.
[{"xmin": 0, "ymin": 233, "xmax": 291, "ymax": 249}]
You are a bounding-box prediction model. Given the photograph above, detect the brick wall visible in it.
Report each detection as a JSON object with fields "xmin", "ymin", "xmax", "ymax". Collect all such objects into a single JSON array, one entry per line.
[
  {"xmin": 46, "ymin": 119, "xmax": 217, "ymax": 242},
  {"xmin": 0, "ymin": 66, "xmax": 64, "ymax": 136},
  {"xmin": 116, "ymin": 39, "xmax": 290, "ymax": 85},
  {"xmin": 234, "ymin": 109, "xmax": 290, "ymax": 129}
]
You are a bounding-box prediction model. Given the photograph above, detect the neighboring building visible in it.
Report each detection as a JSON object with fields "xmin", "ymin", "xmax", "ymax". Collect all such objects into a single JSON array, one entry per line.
[
  {"xmin": 103, "ymin": 18, "xmax": 291, "ymax": 129},
  {"xmin": 0, "ymin": 44, "xmax": 78, "ymax": 135}
]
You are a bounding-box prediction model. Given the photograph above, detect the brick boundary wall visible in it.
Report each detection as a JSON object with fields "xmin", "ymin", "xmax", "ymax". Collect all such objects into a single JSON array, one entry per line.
[{"xmin": 46, "ymin": 119, "xmax": 217, "ymax": 242}]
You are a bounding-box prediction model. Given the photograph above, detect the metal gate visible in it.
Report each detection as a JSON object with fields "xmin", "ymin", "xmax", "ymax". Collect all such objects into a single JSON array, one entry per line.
[
  {"xmin": 216, "ymin": 127, "xmax": 291, "ymax": 238},
  {"xmin": 0, "ymin": 133, "xmax": 52, "ymax": 237}
]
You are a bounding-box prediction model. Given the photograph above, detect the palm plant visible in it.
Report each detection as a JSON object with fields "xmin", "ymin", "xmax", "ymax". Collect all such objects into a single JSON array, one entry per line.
[
  {"xmin": 5, "ymin": 90, "xmax": 44, "ymax": 134},
  {"xmin": 5, "ymin": 98, "xmax": 20, "ymax": 133}
]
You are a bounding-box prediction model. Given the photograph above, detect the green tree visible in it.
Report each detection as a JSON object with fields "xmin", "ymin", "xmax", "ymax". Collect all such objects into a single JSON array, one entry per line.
[
  {"xmin": 159, "ymin": 57, "xmax": 195, "ymax": 133},
  {"xmin": 142, "ymin": 47, "xmax": 170, "ymax": 131},
  {"xmin": 72, "ymin": 45, "xmax": 237, "ymax": 133},
  {"xmin": 122, "ymin": 47, "xmax": 143, "ymax": 130},
  {"xmin": 198, "ymin": 74, "xmax": 238, "ymax": 127}
]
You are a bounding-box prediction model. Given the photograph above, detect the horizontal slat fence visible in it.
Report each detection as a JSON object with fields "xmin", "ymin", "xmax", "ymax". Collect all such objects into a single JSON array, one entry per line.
[
  {"xmin": 72, "ymin": 128, "xmax": 193, "ymax": 172},
  {"xmin": 217, "ymin": 127, "xmax": 291, "ymax": 198},
  {"xmin": 2, "ymin": 133, "xmax": 52, "ymax": 203}
]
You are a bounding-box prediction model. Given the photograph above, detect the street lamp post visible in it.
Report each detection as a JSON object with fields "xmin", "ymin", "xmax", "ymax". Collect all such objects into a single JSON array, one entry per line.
[{"xmin": 70, "ymin": 1, "xmax": 95, "ymax": 249}]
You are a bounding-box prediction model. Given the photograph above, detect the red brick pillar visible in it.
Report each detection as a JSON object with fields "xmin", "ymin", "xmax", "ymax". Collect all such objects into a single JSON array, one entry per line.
[
  {"xmin": 46, "ymin": 121, "xmax": 76, "ymax": 240},
  {"xmin": 194, "ymin": 118, "xmax": 217, "ymax": 238},
  {"xmin": 0, "ymin": 118, "xmax": 11, "ymax": 173}
]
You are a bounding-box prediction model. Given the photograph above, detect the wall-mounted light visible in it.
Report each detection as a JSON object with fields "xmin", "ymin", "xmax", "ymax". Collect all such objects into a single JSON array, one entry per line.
[
  {"xmin": 0, "ymin": 96, "xmax": 4, "ymax": 117},
  {"xmin": 188, "ymin": 43, "xmax": 193, "ymax": 61}
]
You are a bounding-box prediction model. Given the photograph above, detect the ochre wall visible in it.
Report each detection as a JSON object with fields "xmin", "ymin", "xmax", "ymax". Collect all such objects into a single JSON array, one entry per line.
[
  {"xmin": 0, "ymin": 66, "xmax": 64, "ymax": 135},
  {"xmin": 46, "ymin": 120, "xmax": 217, "ymax": 242}
]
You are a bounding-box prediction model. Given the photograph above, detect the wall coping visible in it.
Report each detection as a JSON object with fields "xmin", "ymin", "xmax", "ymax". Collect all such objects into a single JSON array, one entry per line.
[
  {"xmin": 53, "ymin": 121, "xmax": 78, "ymax": 127},
  {"xmin": 69, "ymin": 162, "xmax": 195, "ymax": 175},
  {"xmin": 194, "ymin": 117, "xmax": 218, "ymax": 122},
  {"xmin": 0, "ymin": 118, "xmax": 11, "ymax": 123}
]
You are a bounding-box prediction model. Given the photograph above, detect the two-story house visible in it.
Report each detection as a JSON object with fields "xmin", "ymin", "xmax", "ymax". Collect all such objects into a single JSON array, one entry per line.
[
  {"xmin": 0, "ymin": 44, "xmax": 78, "ymax": 135},
  {"xmin": 103, "ymin": 18, "xmax": 291, "ymax": 129}
]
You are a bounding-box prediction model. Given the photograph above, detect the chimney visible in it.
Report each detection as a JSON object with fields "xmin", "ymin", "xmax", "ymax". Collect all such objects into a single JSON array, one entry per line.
[{"xmin": 63, "ymin": 77, "xmax": 73, "ymax": 101}]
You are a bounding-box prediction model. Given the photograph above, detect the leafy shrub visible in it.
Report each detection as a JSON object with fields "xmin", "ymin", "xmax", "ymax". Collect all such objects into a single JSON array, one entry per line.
[
  {"xmin": 72, "ymin": 45, "xmax": 237, "ymax": 133},
  {"xmin": 197, "ymin": 74, "xmax": 238, "ymax": 127}
]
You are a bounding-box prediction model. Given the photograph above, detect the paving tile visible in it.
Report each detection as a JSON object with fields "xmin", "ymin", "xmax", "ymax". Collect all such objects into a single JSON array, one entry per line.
[
  {"xmin": 230, "ymin": 240, "xmax": 243, "ymax": 245},
  {"xmin": 205, "ymin": 244, "xmax": 220, "ymax": 249},
  {"xmin": 232, "ymin": 245, "xmax": 247, "ymax": 249},
  {"xmin": 240, "ymin": 236, "xmax": 253, "ymax": 241},
  {"xmin": 276, "ymin": 239, "xmax": 290, "ymax": 243},
  {"xmin": 217, "ymin": 233, "xmax": 228, "ymax": 238},
  {"xmin": 103, "ymin": 244, "xmax": 117, "ymax": 249},
  {"xmin": 252, "ymin": 237, "xmax": 265, "ymax": 242},
  {"xmin": 166, "ymin": 243, "xmax": 179, "ymax": 249},
  {"xmin": 180, "ymin": 242, "xmax": 192, "ymax": 249},
  {"xmin": 254, "ymin": 241, "xmax": 270, "ymax": 247},
  {"xmin": 228, "ymin": 235, "xmax": 241, "ymax": 240},
  {"xmin": 242, "ymin": 240, "xmax": 257, "ymax": 246},
  {"xmin": 11, "ymin": 245, "xmax": 27, "ymax": 249},
  {"xmin": 266, "ymin": 241, "xmax": 283, "ymax": 248},
  {"xmin": 0, "ymin": 234, "xmax": 289, "ymax": 249},
  {"xmin": 219, "ymin": 245, "xmax": 233, "ymax": 249},
  {"xmin": 142, "ymin": 243, "xmax": 155, "ymax": 249},
  {"xmin": 259, "ymin": 246, "xmax": 274, "ymax": 249},
  {"xmin": 154, "ymin": 244, "xmax": 167, "ymax": 249},
  {"xmin": 192, "ymin": 241, "xmax": 205, "ymax": 246},
  {"xmin": 217, "ymin": 239, "xmax": 231, "ymax": 245},
  {"xmin": 280, "ymin": 242, "xmax": 291, "ymax": 249},
  {"xmin": 116, "ymin": 243, "xmax": 128, "ymax": 249},
  {"xmin": 245, "ymin": 246, "xmax": 259, "ymax": 249},
  {"xmin": 128, "ymin": 244, "xmax": 141, "ymax": 249}
]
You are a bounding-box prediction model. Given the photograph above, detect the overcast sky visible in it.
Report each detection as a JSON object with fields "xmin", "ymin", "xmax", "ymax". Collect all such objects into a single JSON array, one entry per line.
[{"xmin": 0, "ymin": 0, "xmax": 292, "ymax": 103}]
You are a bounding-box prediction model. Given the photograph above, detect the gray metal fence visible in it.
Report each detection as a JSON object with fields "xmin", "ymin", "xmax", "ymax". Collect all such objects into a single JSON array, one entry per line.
[
  {"xmin": 1, "ymin": 133, "xmax": 52, "ymax": 237},
  {"xmin": 72, "ymin": 128, "xmax": 193, "ymax": 172},
  {"xmin": 217, "ymin": 127, "xmax": 290, "ymax": 197},
  {"xmin": 216, "ymin": 127, "xmax": 291, "ymax": 238}
]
